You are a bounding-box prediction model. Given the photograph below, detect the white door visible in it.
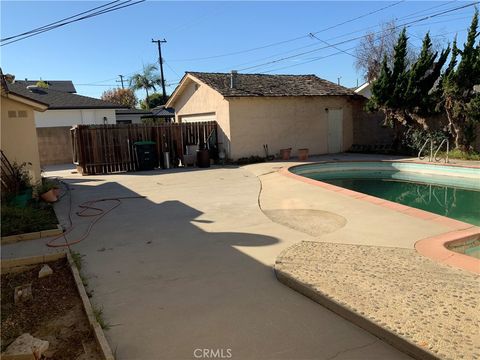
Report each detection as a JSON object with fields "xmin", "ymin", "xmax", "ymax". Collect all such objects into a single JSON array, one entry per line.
[{"xmin": 327, "ymin": 108, "xmax": 343, "ymax": 153}]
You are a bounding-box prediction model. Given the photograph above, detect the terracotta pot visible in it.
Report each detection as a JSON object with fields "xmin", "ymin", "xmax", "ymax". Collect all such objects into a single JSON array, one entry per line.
[
  {"xmin": 280, "ymin": 148, "xmax": 292, "ymax": 160},
  {"xmin": 40, "ymin": 189, "xmax": 58, "ymax": 203},
  {"xmin": 298, "ymin": 148, "xmax": 309, "ymax": 161}
]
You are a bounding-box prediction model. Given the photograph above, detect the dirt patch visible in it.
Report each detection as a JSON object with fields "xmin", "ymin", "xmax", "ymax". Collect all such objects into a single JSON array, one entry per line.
[{"xmin": 1, "ymin": 258, "xmax": 102, "ymax": 359}]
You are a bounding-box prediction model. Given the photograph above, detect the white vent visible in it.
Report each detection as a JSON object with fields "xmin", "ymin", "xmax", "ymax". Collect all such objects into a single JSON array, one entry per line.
[
  {"xmin": 7, "ymin": 110, "xmax": 17, "ymax": 118},
  {"xmin": 18, "ymin": 110, "xmax": 27, "ymax": 118}
]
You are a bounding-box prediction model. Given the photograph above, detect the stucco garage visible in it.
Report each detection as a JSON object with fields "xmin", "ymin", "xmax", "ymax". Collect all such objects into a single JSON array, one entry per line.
[{"xmin": 167, "ymin": 72, "xmax": 363, "ymax": 160}]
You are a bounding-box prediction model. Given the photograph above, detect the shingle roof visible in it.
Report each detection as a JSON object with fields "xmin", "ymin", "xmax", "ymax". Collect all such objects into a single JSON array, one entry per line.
[
  {"xmin": 14, "ymin": 80, "xmax": 76, "ymax": 93},
  {"xmin": 187, "ymin": 72, "xmax": 355, "ymax": 97},
  {"xmin": 7, "ymin": 82, "xmax": 124, "ymax": 110},
  {"xmin": 142, "ymin": 106, "xmax": 174, "ymax": 118},
  {"xmin": 116, "ymin": 109, "xmax": 152, "ymax": 115}
]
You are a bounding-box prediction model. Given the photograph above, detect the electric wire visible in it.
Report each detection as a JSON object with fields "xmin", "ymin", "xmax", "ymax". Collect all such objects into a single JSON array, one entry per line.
[{"xmin": 1, "ymin": 0, "xmax": 145, "ymax": 46}]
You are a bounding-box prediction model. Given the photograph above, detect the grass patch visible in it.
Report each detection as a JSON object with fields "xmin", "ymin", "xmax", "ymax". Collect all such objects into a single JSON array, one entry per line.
[
  {"xmin": 440, "ymin": 149, "xmax": 480, "ymax": 161},
  {"xmin": 92, "ymin": 305, "xmax": 111, "ymax": 330},
  {"xmin": 70, "ymin": 251, "xmax": 85, "ymax": 271},
  {"xmin": 1, "ymin": 202, "xmax": 58, "ymax": 237}
]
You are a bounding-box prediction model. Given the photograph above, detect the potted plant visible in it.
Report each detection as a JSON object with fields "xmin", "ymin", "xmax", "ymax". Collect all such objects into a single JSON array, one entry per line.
[
  {"xmin": 36, "ymin": 179, "xmax": 58, "ymax": 203},
  {"xmin": 298, "ymin": 148, "xmax": 309, "ymax": 161},
  {"xmin": 280, "ymin": 148, "xmax": 292, "ymax": 160},
  {"xmin": 11, "ymin": 162, "xmax": 33, "ymax": 207}
]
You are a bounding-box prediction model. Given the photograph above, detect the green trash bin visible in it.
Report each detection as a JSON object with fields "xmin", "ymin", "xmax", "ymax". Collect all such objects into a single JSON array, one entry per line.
[{"xmin": 134, "ymin": 141, "xmax": 157, "ymax": 171}]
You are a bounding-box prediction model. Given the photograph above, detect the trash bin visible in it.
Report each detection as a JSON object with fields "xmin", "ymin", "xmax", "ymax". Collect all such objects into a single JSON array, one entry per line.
[
  {"xmin": 197, "ymin": 149, "xmax": 210, "ymax": 168},
  {"xmin": 134, "ymin": 141, "xmax": 157, "ymax": 171}
]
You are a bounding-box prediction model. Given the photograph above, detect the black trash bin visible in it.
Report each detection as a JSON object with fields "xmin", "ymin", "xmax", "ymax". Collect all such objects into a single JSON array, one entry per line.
[
  {"xmin": 134, "ymin": 141, "xmax": 157, "ymax": 171},
  {"xmin": 197, "ymin": 149, "xmax": 210, "ymax": 168}
]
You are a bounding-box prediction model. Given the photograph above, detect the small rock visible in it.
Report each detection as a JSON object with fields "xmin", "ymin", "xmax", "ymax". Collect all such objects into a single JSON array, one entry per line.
[
  {"xmin": 38, "ymin": 264, "xmax": 53, "ymax": 278},
  {"xmin": 2, "ymin": 333, "xmax": 49, "ymax": 359},
  {"xmin": 14, "ymin": 284, "xmax": 32, "ymax": 304}
]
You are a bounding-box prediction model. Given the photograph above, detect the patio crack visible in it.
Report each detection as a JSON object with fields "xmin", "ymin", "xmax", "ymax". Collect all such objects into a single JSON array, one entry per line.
[{"xmin": 325, "ymin": 339, "xmax": 379, "ymax": 360}]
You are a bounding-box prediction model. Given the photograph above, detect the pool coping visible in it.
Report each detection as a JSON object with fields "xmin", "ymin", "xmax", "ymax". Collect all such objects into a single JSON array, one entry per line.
[{"xmin": 279, "ymin": 160, "xmax": 480, "ymax": 274}]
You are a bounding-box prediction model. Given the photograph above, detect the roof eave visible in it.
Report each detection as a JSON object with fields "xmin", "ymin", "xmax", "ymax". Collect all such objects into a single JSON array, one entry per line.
[{"xmin": 6, "ymin": 92, "xmax": 49, "ymax": 111}]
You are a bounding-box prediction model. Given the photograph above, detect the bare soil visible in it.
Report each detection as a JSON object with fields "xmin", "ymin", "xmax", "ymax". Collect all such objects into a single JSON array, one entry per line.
[{"xmin": 1, "ymin": 258, "xmax": 102, "ymax": 359}]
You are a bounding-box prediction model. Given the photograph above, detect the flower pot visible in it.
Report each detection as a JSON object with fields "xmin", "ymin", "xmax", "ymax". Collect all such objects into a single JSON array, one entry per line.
[
  {"xmin": 298, "ymin": 148, "xmax": 309, "ymax": 161},
  {"xmin": 12, "ymin": 188, "xmax": 33, "ymax": 208},
  {"xmin": 280, "ymin": 148, "xmax": 292, "ymax": 160},
  {"xmin": 40, "ymin": 189, "xmax": 58, "ymax": 203},
  {"xmin": 53, "ymin": 187, "xmax": 61, "ymax": 197}
]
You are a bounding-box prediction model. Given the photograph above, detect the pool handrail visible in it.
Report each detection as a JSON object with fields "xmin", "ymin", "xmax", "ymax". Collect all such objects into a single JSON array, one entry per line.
[
  {"xmin": 418, "ymin": 138, "xmax": 433, "ymax": 161},
  {"xmin": 434, "ymin": 138, "xmax": 449, "ymax": 163}
]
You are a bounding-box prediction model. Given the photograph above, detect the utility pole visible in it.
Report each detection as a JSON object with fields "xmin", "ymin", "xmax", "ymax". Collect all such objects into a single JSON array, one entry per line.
[
  {"xmin": 152, "ymin": 38, "xmax": 167, "ymax": 103},
  {"xmin": 117, "ymin": 74, "xmax": 125, "ymax": 89}
]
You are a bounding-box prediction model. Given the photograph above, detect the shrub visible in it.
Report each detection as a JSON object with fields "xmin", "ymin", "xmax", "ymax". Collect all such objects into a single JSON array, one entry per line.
[{"xmin": 235, "ymin": 156, "xmax": 266, "ymax": 165}]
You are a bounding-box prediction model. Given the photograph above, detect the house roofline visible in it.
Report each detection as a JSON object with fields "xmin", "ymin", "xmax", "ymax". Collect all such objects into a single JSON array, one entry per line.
[
  {"xmin": 165, "ymin": 73, "xmax": 215, "ymax": 108},
  {"xmin": 5, "ymin": 92, "xmax": 49, "ymax": 111}
]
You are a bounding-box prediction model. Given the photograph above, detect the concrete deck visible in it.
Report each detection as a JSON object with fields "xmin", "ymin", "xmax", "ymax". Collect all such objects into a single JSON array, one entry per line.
[
  {"xmin": 276, "ymin": 242, "xmax": 480, "ymax": 360},
  {"xmin": 2, "ymin": 153, "xmax": 478, "ymax": 359},
  {"xmin": 1, "ymin": 156, "xmax": 412, "ymax": 360}
]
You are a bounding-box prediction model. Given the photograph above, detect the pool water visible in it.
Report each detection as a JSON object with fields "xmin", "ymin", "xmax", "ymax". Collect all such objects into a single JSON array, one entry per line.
[
  {"xmin": 305, "ymin": 174, "xmax": 480, "ymax": 226},
  {"xmin": 447, "ymin": 237, "xmax": 480, "ymax": 259}
]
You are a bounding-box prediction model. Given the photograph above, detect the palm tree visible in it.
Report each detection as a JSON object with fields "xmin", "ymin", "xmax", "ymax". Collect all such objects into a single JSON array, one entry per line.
[{"xmin": 129, "ymin": 64, "xmax": 162, "ymax": 108}]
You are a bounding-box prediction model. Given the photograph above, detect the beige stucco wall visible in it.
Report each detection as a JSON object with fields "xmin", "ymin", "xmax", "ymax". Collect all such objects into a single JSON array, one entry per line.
[
  {"xmin": 228, "ymin": 96, "xmax": 354, "ymax": 159},
  {"xmin": 1, "ymin": 96, "xmax": 42, "ymax": 183},
  {"xmin": 172, "ymin": 78, "xmax": 232, "ymax": 156}
]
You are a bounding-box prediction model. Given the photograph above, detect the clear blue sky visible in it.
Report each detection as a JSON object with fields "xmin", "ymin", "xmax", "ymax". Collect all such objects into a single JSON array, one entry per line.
[{"xmin": 1, "ymin": 1, "xmax": 477, "ymax": 100}]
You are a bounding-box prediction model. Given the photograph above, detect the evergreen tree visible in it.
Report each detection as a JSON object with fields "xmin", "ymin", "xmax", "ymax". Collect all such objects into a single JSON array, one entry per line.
[
  {"xmin": 442, "ymin": 10, "xmax": 480, "ymax": 150},
  {"xmin": 368, "ymin": 28, "xmax": 450, "ymax": 135}
]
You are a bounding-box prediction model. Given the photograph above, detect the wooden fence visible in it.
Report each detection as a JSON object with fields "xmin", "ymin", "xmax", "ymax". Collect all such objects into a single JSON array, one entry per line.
[{"xmin": 71, "ymin": 121, "xmax": 218, "ymax": 175}]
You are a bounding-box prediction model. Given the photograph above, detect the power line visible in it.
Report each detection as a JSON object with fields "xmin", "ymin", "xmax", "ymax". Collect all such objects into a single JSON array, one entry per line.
[
  {"xmin": 262, "ymin": 25, "xmax": 470, "ymax": 75},
  {"xmin": 1, "ymin": 0, "xmax": 145, "ymax": 46},
  {"xmin": 169, "ymin": 0, "xmax": 406, "ymax": 62},
  {"xmin": 236, "ymin": 2, "xmax": 478, "ymax": 72},
  {"xmin": 1, "ymin": 0, "xmax": 121, "ymax": 42}
]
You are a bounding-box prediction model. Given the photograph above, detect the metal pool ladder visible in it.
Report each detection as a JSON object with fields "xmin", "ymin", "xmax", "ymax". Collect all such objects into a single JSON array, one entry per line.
[
  {"xmin": 418, "ymin": 138, "xmax": 449, "ymax": 163},
  {"xmin": 418, "ymin": 138, "xmax": 433, "ymax": 162},
  {"xmin": 434, "ymin": 139, "xmax": 449, "ymax": 163}
]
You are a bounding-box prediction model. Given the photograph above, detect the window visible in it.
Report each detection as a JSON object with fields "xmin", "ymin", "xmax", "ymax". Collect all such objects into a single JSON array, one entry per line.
[
  {"xmin": 18, "ymin": 110, "xmax": 27, "ymax": 118},
  {"xmin": 7, "ymin": 110, "xmax": 16, "ymax": 118},
  {"xmin": 117, "ymin": 120, "xmax": 132, "ymax": 124}
]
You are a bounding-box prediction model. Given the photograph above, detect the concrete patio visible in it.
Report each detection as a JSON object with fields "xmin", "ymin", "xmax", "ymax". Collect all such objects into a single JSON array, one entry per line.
[
  {"xmin": 2, "ymin": 155, "xmax": 414, "ymax": 360},
  {"xmin": 2, "ymin": 153, "xmax": 478, "ymax": 359}
]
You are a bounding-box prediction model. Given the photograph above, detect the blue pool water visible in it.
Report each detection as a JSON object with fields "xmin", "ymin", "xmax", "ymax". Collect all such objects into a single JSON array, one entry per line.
[{"xmin": 292, "ymin": 162, "xmax": 480, "ymax": 226}]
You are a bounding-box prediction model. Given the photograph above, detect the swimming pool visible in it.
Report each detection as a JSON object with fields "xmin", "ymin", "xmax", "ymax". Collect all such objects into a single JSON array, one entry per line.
[{"xmin": 290, "ymin": 162, "xmax": 480, "ymax": 226}]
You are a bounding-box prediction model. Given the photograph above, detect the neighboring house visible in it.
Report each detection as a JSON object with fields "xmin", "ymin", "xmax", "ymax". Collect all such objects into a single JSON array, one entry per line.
[
  {"xmin": 6, "ymin": 81, "xmax": 125, "ymax": 165},
  {"xmin": 115, "ymin": 108, "xmax": 153, "ymax": 124},
  {"xmin": 15, "ymin": 80, "xmax": 77, "ymax": 93},
  {"xmin": 355, "ymin": 81, "xmax": 371, "ymax": 98},
  {"xmin": 141, "ymin": 106, "xmax": 175, "ymax": 123},
  {"xmin": 1, "ymin": 76, "xmax": 48, "ymax": 183},
  {"xmin": 166, "ymin": 71, "xmax": 363, "ymax": 159}
]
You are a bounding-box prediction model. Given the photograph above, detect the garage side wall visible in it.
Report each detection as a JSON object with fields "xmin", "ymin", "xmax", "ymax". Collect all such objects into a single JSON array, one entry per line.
[
  {"xmin": 228, "ymin": 96, "xmax": 354, "ymax": 159},
  {"xmin": 172, "ymin": 79, "xmax": 231, "ymax": 156}
]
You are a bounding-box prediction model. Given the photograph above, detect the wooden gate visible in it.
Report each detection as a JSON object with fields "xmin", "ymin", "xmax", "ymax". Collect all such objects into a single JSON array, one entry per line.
[{"xmin": 71, "ymin": 121, "xmax": 218, "ymax": 175}]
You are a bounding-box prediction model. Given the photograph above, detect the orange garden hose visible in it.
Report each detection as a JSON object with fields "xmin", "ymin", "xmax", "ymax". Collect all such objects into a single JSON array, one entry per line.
[{"xmin": 46, "ymin": 181, "xmax": 145, "ymax": 248}]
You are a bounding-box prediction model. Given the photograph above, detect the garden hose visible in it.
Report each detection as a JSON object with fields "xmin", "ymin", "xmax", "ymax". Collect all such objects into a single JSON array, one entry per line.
[{"xmin": 46, "ymin": 180, "xmax": 145, "ymax": 248}]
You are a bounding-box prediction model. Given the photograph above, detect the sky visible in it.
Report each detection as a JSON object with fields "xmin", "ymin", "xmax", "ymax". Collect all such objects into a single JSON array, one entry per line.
[{"xmin": 0, "ymin": 1, "xmax": 477, "ymax": 101}]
